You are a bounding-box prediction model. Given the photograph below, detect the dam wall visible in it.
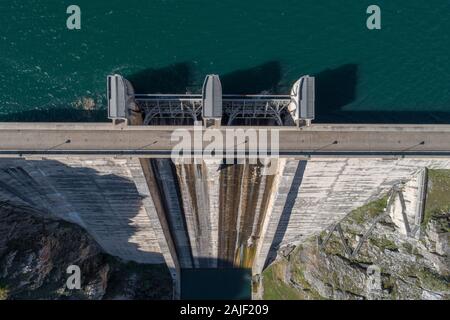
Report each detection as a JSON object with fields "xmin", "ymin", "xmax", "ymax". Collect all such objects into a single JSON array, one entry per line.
[
  {"xmin": 216, "ymin": 162, "xmax": 275, "ymax": 268},
  {"xmin": 151, "ymin": 159, "xmax": 194, "ymax": 269},
  {"xmin": 176, "ymin": 160, "xmax": 221, "ymax": 268},
  {"xmin": 1, "ymin": 156, "xmax": 450, "ymax": 281},
  {"xmin": 0, "ymin": 157, "xmax": 165, "ymax": 264},
  {"xmin": 273, "ymin": 158, "xmax": 450, "ymax": 247}
]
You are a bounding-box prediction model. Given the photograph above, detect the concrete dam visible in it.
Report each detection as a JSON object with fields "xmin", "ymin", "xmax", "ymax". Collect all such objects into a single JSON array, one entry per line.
[{"xmin": 1, "ymin": 74, "xmax": 450, "ymax": 298}]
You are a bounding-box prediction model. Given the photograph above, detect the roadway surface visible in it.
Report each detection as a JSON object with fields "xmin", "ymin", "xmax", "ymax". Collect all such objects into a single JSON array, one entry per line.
[{"xmin": 1, "ymin": 122, "xmax": 450, "ymax": 158}]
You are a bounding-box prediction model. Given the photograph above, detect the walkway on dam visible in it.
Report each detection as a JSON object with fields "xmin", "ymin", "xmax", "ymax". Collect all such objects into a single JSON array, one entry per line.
[{"xmin": 2, "ymin": 123, "xmax": 450, "ymax": 157}]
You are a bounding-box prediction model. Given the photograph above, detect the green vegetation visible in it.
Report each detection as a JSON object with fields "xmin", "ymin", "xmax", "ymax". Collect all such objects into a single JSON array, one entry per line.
[
  {"xmin": 381, "ymin": 275, "xmax": 399, "ymax": 299},
  {"xmin": 291, "ymin": 264, "xmax": 324, "ymax": 300},
  {"xmin": 401, "ymin": 242, "xmax": 413, "ymax": 254},
  {"xmin": 347, "ymin": 196, "xmax": 388, "ymax": 224},
  {"xmin": 262, "ymin": 264, "xmax": 303, "ymax": 300},
  {"xmin": 262, "ymin": 185, "xmax": 450, "ymax": 300},
  {"xmin": 319, "ymin": 195, "xmax": 389, "ymax": 258},
  {"xmin": 416, "ymin": 268, "xmax": 450, "ymax": 292},
  {"xmin": 423, "ymin": 170, "xmax": 450, "ymax": 231},
  {"xmin": 0, "ymin": 282, "xmax": 9, "ymax": 300},
  {"xmin": 262, "ymin": 246, "xmax": 325, "ymax": 300},
  {"xmin": 369, "ymin": 236, "xmax": 398, "ymax": 251},
  {"xmin": 322, "ymin": 238, "xmax": 344, "ymax": 256}
]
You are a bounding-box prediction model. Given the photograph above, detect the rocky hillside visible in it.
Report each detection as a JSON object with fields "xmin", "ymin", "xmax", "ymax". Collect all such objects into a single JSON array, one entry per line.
[
  {"xmin": 0, "ymin": 201, "xmax": 172, "ymax": 300},
  {"xmin": 262, "ymin": 169, "xmax": 449, "ymax": 300}
]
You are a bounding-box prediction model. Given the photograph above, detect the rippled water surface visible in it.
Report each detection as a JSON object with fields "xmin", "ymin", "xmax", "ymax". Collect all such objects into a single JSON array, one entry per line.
[{"xmin": 0, "ymin": 0, "xmax": 449, "ymax": 122}]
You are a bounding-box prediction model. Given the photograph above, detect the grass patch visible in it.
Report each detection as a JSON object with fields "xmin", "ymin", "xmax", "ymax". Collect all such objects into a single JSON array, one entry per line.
[
  {"xmin": 347, "ymin": 196, "xmax": 388, "ymax": 224},
  {"xmin": 423, "ymin": 170, "xmax": 450, "ymax": 230},
  {"xmin": 291, "ymin": 265, "xmax": 325, "ymax": 299},
  {"xmin": 262, "ymin": 264, "xmax": 303, "ymax": 300},
  {"xmin": 369, "ymin": 237, "xmax": 398, "ymax": 251},
  {"xmin": 416, "ymin": 268, "xmax": 450, "ymax": 292},
  {"xmin": 323, "ymin": 238, "xmax": 343, "ymax": 256},
  {"xmin": 401, "ymin": 242, "xmax": 413, "ymax": 254}
]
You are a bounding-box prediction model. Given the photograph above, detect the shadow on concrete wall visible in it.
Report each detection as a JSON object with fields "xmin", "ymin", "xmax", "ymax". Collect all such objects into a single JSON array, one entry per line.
[
  {"xmin": 150, "ymin": 159, "xmax": 195, "ymax": 268},
  {"xmin": 0, "ymin": 159, "xmax": 165, "ymax": 265},
  {"xmin": 264, "ymin": 161, "xmax": 307, "ymax": 269}
]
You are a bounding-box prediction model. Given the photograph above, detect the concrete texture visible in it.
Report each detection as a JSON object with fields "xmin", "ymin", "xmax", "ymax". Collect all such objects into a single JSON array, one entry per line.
[
  {"xmin": 176, "ymin": 160, "xmax": 221, "ymax": 268},
  {"xmin": 0, "ymin": 157, "xmax": 164, "ymax": 264},
  {"xmin": 3, "ymin": 123, "xmax": 450, "ymax": 157},
  {"xmin": 273, "ymin": 158, "xmax": 450, "ymax": 247},
  {"xmin": 152, "ymin": 159, "xmax": 193, "ymax": 269},
  {"xmin": 1, "ymin": 154, "xmax": 450, "ymax": 286},
  {"xmin": 389, "ymin": 168, "xmax": 426, "ymax": 237}
]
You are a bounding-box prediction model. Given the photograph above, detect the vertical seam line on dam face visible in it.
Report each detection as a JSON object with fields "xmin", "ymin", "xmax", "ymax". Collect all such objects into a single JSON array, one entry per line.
[
  {"xmin": 151, "ymin": 159, "xmax": 195, "ymax": 268},
  {"xmin": 218, "ymin": 164, "xmax": 243, "ymax": 267},
  {"xmin": 139, "ymin": 158, "xmax": 180, "ymax": 271}
]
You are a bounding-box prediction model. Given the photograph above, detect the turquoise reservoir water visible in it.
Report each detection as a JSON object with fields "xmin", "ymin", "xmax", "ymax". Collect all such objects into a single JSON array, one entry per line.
[
  {"xmin": 181, "ymin": 268, "xmax": 252, "ymax": 299},
  {"xmin": 0, "ymin": 1, "xmax": 449, "ymax": 123}
]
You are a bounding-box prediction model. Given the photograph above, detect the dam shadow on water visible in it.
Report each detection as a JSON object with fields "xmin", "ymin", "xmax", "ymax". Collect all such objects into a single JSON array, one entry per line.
[
  {"xmin": 314, "ymin": 63, "xmax": 358, "ymax": 122},
  {"xmin": 220, "ymin": 61, "xmax": 282, "ymax": 94},
  {"xmin": 313, "ymin": 63, "xmax": 450, "ymax": 124},
  {"xmin": 126, "ymin": 60, "xmax": 282, "ymax": 95},
  {"xmin": 3, "ymin": 61, "xmax": 450, "ymax": 123},
  {"xmin": 127, "ymin": 62, "xmax": 193, "ymax": 94},
  {"xmin": 126, "ymin": 61, "xmax": 450, "ymax": 124},
  {"xmin": 0, "ymin": 62, "xmax": 196, "ymax": 122}
]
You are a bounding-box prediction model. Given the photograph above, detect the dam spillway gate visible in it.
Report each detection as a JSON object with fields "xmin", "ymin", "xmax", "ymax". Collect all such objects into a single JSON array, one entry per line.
[{"xmin": 106, "ymin": 73, "xmax": 316, "ymax": 297}]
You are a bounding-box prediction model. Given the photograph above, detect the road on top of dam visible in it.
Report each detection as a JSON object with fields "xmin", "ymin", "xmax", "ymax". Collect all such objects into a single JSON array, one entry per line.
[{"xmin": 1, "ymin": 122, "xmax": 450, "ymax": 158}]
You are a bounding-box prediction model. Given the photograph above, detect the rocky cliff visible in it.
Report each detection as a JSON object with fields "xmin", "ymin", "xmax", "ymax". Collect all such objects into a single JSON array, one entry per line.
[
  {"xmin": 262, "ymin": 169, "xmax": 449, "ymax": 300},
  {"xmin": 0, "ymin": 201, "xmax": 172, "ymax": 300}
]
